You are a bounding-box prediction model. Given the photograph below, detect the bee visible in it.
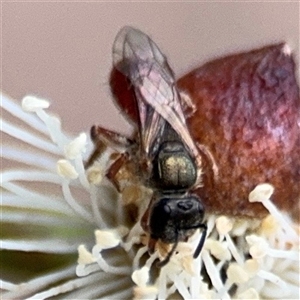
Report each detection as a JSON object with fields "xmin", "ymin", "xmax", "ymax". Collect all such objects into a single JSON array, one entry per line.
[
  {"xmin": 88, "ymin": 27, "xmax": 300, "ymax": 264},
  {"xmin": 88, "ymin": 26, "xmax": 208, "ymax": 266}
]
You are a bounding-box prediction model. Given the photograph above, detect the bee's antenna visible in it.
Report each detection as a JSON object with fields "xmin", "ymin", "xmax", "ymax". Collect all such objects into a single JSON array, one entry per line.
[
  {"xmin": 193, "ymin": 225, "xmax": 207, "ymax": 258},
  {"xmin": 156, "ymin": 230, "xmax": 179, "ymax": 268}
]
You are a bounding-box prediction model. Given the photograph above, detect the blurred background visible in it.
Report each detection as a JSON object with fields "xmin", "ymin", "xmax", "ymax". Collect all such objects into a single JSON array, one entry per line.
[{"xmin": 2, "ymin": 1, "xmax": 299, "ymax": 136}]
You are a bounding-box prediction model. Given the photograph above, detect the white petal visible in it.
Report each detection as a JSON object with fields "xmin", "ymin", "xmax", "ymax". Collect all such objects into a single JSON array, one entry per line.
[
  {"xmin": 1, "ymin": 239, "xmax": 76, "ymax": 254},
  {"xmin": 227, "ymin": 263, "xmax": 249, "ymax": 283},
  {"xmin": 131, "ymin": 266, "xmax": 150, "ymax": 287},
  {"xmin": 249, "ymin": 183, "xmax": 274, "ymax": 203},
  {"xmin": 94, "ymin": 229, "xmax": 121, "ymax": 249},
  {"xmin": 2, "ymin": 119, "xmax": 61, "ymax": 155},
  {"xmin": 57, "ymin": 159, "xmax": 78, "ymax": 179},
  {"xmin": 64, "ymin": 133, "xmax": 87, "ymax": 159},
  {"xmin": 77, "ymin": 245, "xmax": 95, "ymax": 265},
  {"xmin": 247, "ymin": 235, "xmax": 269, "ymax": 259},
  {"xmin": 216, "ymin": 216, "xmax": 233, "ymax": 235},
  {"xmin": 1, "ymin": 93, "xmax": 48, "ymax": 134},
  {"xmin": 237, "ymin": 288, "xmax": 259, "ymax": 299},
  {"xmin": 22, "ymin": 95, "xmax": 50, "ymax": 112}
]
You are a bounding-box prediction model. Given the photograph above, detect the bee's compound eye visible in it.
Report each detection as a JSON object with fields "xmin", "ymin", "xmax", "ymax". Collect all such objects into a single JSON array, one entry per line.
[
  {"xmin": 196, "ymin": 200, "xmax": 205, "ymax": 214},
  {"xmin": 150, "ymin": 198, "xmax": 171, "ymax": 221}
]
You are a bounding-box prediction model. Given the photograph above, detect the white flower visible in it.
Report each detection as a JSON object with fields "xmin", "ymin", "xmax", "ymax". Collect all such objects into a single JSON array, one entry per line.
[
  {"xmin": 1, "ymin": 93, "xmax": 132, "ymax": 299},
  {"xmin": 1, "ymin": 93, "xmax": 299, "ymax": 299}
]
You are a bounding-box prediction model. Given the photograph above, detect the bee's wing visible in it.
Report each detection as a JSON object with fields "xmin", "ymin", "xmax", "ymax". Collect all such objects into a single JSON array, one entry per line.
[{"xmin": 113, "ymin": 26, "xmax": 201, "ymax": 164}]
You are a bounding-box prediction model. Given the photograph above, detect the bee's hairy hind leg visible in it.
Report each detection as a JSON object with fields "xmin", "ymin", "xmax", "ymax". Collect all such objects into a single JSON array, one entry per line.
[
  {"xmin": 106, "ymin": 152, "xmax": 130, "ymax": 192},
  {"xmin": 197, "ymin": 143, "xmax": 219, "ymax": 180},
  {"xmin": 91, "ymin": 125, "xmax": 134, "ymax": 148},
  {"xmin": 179, "ymin": 90, "xmax": 197, "ymax": 118},
  {"xmin": 85, "ymin": 125, "xmax": 134, "ymax": 169}
]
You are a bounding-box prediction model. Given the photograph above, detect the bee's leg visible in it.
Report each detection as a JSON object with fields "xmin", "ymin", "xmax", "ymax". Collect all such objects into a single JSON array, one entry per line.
[
  {"xmin": 194, "ymin": 162, "xmax": 204, "ymax": 189},
  {"xmin": 90, "ymin": 125, "xmax": 134, "ymax": 152},
  {"xmin": 90, "ymin": 125, "xmax": 134, "ymax": 148},
  {"xmin": 85, "ymin": 138, "xmax": 107, "ymax": 169},
  {"xmin": 106, "ymin": 152, "xmax": 130, "ymax": 192},
  {"xmin": 85, "ymin": 125, "xmax": 133, "ymax": 168},
  {"xmin": 179, "ymin": 91, "xmax": 197, "ymax": 118},
  {"xmin": 195, "ymin": 143, "xmax": 219, "ymax": 187},
  {"xmin": 141, "ymin": 206, "xmax": 150, "ymax": 232},
  {"xmin": 140, "ymin": 194, "xmax": 157, "ymax": 232},
  {"xmin": 148, "ymin": 236, "xmax": 158, "ymax": 255}
]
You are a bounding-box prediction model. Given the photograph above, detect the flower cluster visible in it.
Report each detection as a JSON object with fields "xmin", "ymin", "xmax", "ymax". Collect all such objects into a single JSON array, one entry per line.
[{"xmin": 1, "ymin": 94, "xmax": 299, "ymax": 299}]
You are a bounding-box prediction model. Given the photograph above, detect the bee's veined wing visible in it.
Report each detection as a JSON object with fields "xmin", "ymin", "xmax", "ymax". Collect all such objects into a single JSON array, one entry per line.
[
  {"xmin": 113, "ymin": 26, "xmax": 170, "ymax": 77},
  {"xmin": 113, "ymin": 26, "xmax": 201, "ymax": 164}
]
